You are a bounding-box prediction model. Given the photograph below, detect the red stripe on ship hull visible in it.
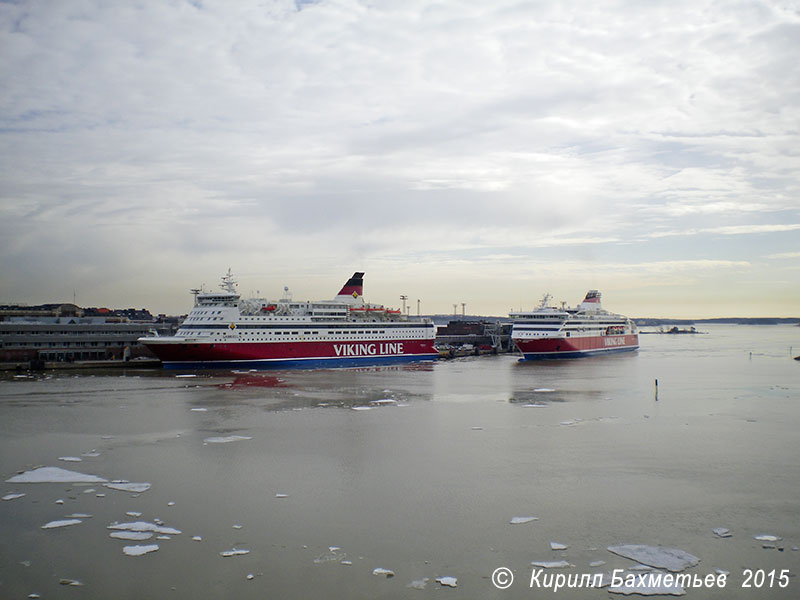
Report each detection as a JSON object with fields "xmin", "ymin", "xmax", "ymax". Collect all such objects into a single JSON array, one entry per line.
[
  {"xmin": 144, "ymin": 338, "xmax": 437, "ymax": 364},
  {"xmin": 513, "ymin": 334, "xmax": 639, "ymax": 357}
]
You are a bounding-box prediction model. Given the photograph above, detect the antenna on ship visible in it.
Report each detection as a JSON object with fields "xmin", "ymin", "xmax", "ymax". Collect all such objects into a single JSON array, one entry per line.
[
  {"xmin": 400, "ymin": 295, "xmax": 408, "ymax": 315},
  {"xmin": 219, "ymin": 268, "xmax": 238, "ymax": 294},
  {"xmin": 190, "ymin": 288, "xmax": 202, "ymax": 306}
]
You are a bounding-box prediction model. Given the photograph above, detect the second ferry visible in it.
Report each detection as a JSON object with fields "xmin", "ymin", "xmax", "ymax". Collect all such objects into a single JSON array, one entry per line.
[
  {"xmin": 139, "ymin": 271, "xmax": 438, "ymax": 369},
  {"xmin": 510, "ymin": 290, "xmax": 639, "ymax": 359}
]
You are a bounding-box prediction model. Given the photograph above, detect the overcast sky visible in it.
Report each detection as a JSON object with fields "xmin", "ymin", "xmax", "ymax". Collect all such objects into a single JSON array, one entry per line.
[{"xmin": 1, "ymin": 0, "xmax": 798, "ymax": 318}]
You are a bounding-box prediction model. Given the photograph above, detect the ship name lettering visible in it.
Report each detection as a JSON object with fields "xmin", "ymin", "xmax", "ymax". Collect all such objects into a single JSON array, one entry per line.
[{"xmin": 333, "ymin": 342, "xmax": 404, "ymax": 357}]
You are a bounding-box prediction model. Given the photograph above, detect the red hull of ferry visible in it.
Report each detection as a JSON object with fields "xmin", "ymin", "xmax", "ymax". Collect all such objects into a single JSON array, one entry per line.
[
  {"xmin": 514, "ymin": 334, "xmax": 639, "ymax": 359},
  {"xmin": 144, "ymin": 338, "xmax": 438, "ymax": 368}
]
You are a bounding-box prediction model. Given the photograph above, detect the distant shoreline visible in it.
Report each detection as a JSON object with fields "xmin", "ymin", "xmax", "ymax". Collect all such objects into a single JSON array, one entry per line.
[{"xmin": 427, "ymin": 315, "xmax": 800, "ymax": 326}]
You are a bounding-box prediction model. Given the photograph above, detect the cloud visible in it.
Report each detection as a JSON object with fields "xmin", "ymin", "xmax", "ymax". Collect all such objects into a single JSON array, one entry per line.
[{"xmin": 1, "ymin": 0, "xmax": 798, "ymax": 315}]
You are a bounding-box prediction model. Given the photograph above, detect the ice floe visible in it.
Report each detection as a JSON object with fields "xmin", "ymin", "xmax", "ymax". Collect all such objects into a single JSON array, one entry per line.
[
  {"xmin": 407, "ymin": 578, "xmax": 429, "ymax": 590},
  {"xmin": 590, "ymin": 560, "xmax": 606, "ymax": 567},
  {"xmin": 436, "ymin": 576, "xmax": 458, "ymax": 587},
  {"xmin": 108, "ymin": 521, "xmax": 182, "ymax": 535},
  {"xmin": 550, "ymin": 542, "xmax": 569, "ymax": 550},
  {"xmin": 753, "ymin": 534, "xmax": 781, "ymax": 542},
  {"xmin": 2, "ymin": 492, "xmax": 25, "ymax": 501},
  {"xmin": 58, "ymin": 456, "xmax": 82, "ymax": 462},
  {"xmin": 6, "ymin": 466, "xmax": 107, "ymax": 484},
  {"xmin": 534, "ymin": 388, "xmax": 556, "ymax": 393},
  {"xmin": 607, "ymin": 572, "xmax": 686, "ymax": 596},
  {"xmin": 203, "ymin": 435, "xmax": 252, "ymax": 443},
  {"xmin": 191, "ymin": 408, "xmax": 208, "ymax": 412},
  {"xmin": 531, "ymin": 560, "xmax": 573, "ymax": 568},
  {"xmin": 41, "ymin": 519, "xmax": 82, "ymax": 529},
  {"xmin": 220, "ymin": 548, "xmax": 250, "ymax": 557},
  {"xmin": 370, "ymin": 398, "xmax": 397, "ymax": 405},
  {"xmin": 126, "ymin": 511, "xmax": 142, "ymax": 517},
  {"xmin": 712, "ymin": 527, "xmax": 732, "ymax": 538},
  {"xmin": 314, "ymin": 547, "xmax": 346, "ymax": 564},
  {"xmin": 59, "ymin": 579, "xmax": 83, "ymax": 586},
  {"xmin": 123, "ymin": 544, "xmax": 159, "ymax": 556},
  {"xmin": 65, "ymin": 513, "xmax": 91, "ymax": 518},
  {"xmin": 510, "ymin": 516, "xmax": 538, "ymax": 524},
  {"xmin": 606, "ymin": 545, "xmax": 699, "ymax": 572},
  {"xmin": 110, "ymin": 531, "xmax": 153, "ymax": 541},
  {"xmin": 275, "ymin": 493, "xmax": 289, "ymax": 498},
  {"xmin": 372, "ymin": 567, "xmax": 394, "ymax": 577},
  {"xmin": 104, "ymin": 482, "xmax": 151, "ymax": 493},
  {"xmin": 523, "ymin": 403, "xmax": 548, "ymax": 408},
  {"xmin": 351, "ymin": 406, "xmax": 373, "ymax": 411}
]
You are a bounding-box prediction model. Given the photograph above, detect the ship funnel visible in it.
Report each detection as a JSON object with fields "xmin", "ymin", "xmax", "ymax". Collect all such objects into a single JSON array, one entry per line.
[
  {"xmin": 579, "ymin": 290, "xmax": 602, "ymax": 311},
  {"xmin": 334, "ymin": 272, "xmax": 365, "ymax": 305}
]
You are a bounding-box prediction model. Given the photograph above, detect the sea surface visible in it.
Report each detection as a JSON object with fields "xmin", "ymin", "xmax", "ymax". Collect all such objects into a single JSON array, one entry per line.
[{"xmin": 1, "ymin": 324, "xmax": 798, "ymax": 599}]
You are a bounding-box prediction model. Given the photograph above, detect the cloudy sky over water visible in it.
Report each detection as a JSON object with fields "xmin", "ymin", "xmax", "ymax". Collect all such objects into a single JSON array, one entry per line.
[{"xmin": 1, "ymin": 0, "xmax": 798, "ymax": 318}]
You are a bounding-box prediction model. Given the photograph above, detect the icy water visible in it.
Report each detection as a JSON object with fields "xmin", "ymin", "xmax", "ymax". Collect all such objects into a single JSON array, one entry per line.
[{"xmin": 1, "ymin": 324, "xmax": 798, "ymax": 599}]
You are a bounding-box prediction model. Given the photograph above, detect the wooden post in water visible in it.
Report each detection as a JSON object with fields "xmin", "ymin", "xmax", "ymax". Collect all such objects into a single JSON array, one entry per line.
[{"xmin": 654, "ymin": 378, "xmax": 658, "ymax": 401}]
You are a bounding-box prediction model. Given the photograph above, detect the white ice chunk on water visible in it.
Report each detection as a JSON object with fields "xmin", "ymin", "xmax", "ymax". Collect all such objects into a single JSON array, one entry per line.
[
  {"xmin": 2, "ymin": 492, "xmax": 25, "ymax": 501},
  {"xmin": 110, "ymin": 531, "xmax": 153, "ymax": 541},
  {"xmin": 753, "ymin": 534, "xmax": 781, "ymax": 542},
  {"xmin": 436, "ymin": 576, "xmax": 458, "ymax": 587},
  {"xmin": 372, "ymin": 567, "xmax": 394, "ymax": 577},
  {"xmin": 175, "ymin": 374, "xmax": 196, "ymax": 378},
  {"xmin": 123, "ymin": 544, "xmax": 159, "ymax": 556},
  {"xmin": 191, "ymin": 407, "xmax": 208, "ymax": 412},
  {"xmin": 550, "ymin": 542, "xmax": 569, "ymax": 550},
  {"xmin": 407, "ymin": 578, "xmax": 429, "ymax": 590},
  {"xmin": 104, "ymin": 482, "xmax": 151, "ymax": 493},
  {"xmin": 607, "ymin": 545, "xmax": 699, "ymax": 572},
  {"xmin": 370, "ymin": 398, "xmax": 397, "ymax": 405},
  {"xmin": 524, "ymin": 403, "xmax": 548, "ymax": 408},
  {"xmin": 351, "ymin": 406, "xmax": 373, "ymax": 411},
  {"xmin": 58, "ymin": 456, "xmax": 82, "ymax": 462},
  {"xmin": 65, "ymin": 513, "xmax": 92, "ymax": 518},
  {"xmin": 712, "ymin": 527, "xmax": 732, "ymax": 538},
  {"xmin": 534, "ymin": 388, "xmax": 556, "ymax": 392},
  {"xmin": 220, "ymin": 548, "xmax": 250, "ymax": 557},
  {"xmin": 609, "ymin": 574, "xmax": 686, "ymax": 596},
  {"xmin": 275, "ymin": 493, "xmax": 289, "ymax": 498},
  {"xmin": 108, "ymin": 521, "xmax": 182, "ymax": 535},
  {"xmin": 41, "ymin": 519, "xmax": 82, "ymax": 529},
  {"xmin": 510, "ymin": 516, "xmax": 538, "ymax": 524},
  {"xmin": 531, "ymin": 560, "xmax": 573, "ymax": 568},
  {"xmin": 203, "ymin": 435, "xmax": 252, "ymax": 443},
  {"xmin": 6, "ymin": 466, "xmax": 107, "ymax": 484},
  {"xmin": 590, "ymin": 560, "xmax": 606, "ymax": 567}
]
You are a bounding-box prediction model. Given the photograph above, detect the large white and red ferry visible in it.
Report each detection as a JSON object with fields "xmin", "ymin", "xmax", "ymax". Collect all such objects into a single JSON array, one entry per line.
[
  {"xmin": 140, "ymin": 270, "xmax": 438, "ymax": 369},
  {"xmin": 510, "ymin": 290, "xmax": 639, "ymax": 359}
]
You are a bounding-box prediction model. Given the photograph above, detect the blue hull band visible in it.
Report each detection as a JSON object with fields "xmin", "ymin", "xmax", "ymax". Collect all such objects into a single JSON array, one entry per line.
[{"xmin": 161, "ymin": 353, "xmax": 439, "ymax": 370}]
